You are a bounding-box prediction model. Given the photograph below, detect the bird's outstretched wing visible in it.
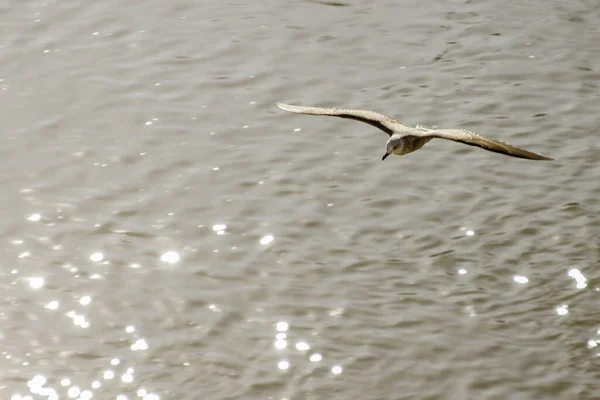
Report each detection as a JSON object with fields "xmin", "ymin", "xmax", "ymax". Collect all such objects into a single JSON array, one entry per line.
[
  {"xmin": 277, "ymin": 103, "xmax": 406, "ymax": 137},
  {"xmin": 420, "ymin": 128, "xmax": 553, "ymax": 160}
]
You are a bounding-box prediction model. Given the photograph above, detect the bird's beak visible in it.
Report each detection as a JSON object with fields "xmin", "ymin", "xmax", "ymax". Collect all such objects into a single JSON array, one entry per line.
[{"xmin": 381, "ymin": 152, "xmax": 390, "ymax": 161}]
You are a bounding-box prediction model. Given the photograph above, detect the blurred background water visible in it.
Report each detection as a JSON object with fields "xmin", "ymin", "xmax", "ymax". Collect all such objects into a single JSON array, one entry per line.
[{"xmin": 0, "ymin": 0, "xmax": 599, "ymax": 399}]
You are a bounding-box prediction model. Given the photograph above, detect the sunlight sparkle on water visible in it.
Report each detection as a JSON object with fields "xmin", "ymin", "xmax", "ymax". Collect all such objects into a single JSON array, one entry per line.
[
  {"xmin": 276, "ymin": 321, "xmax": 288, "ymax": 332},
  {"xmin": 45, "ymin": 301, "xmax": 59, "ymax": 310},
  {"xmin": 277, "ymin": 360, "xmax": 290, "ymax": 370},
  {"xmin": 274, "ymin": 340, "xmax": 287, "ymax": 350},
  {"xmin": 27, "ymin": 277, "xmax": 44, "ymax": 289},
  {"xmin": 27, "ymin": 213, "xmax": 41, "ymax": 222},
  {"xmin": 136, "ymin": 389, "xmax": 160, "ymax": 400},
  {"xmin": 309, "ymin": 353, "xmax": 322, "ymax": 362},
  {"xmin": 295, "ymin": 342, "xmax": 310, "ymax": 351},
  {"xmin": 513, "ymin": 275, "xmax": 529, "ymax": 284},
  {"xmin": 103, "ymin": 370, "xmax": 115, "ymax": 379},
  {"xmin": 260, "ymin": 235, "xmax": 274, "ymax": 245},
  {"xmin": 121, "ymin": 372, "xmax": 134, "ymax": 383},
  {"xmin": 67, "ymin": 386, "xmax": 80, "ymax": 397},
  {"xmin": 89, "ymin": 252, "xmax": 104, "ymax": 262},
  {"xmin": 212, "ymin": 224, "xmax": 227, "ymax": 235},
  {"xmin": 131, "ymin": 338, "xmax": 148, "ymax": 351},
  {"xmin": 331, "ymin": 365, "xmax": 343, "ymax": 374},
  {"xmin": 160, "ymin": 251, "xmax": 180, "ymax": 264},
  {"xmin": 556, "ymin": 305, "xmax": 568, "ymax": 315},
  {"xmin": 67, "ymin": 311, "xmax": 90, "ymax": 328},
  {"xmin": 568, "ymin": 268, "xmax": 587, "ymax": 289},
  {"xmin": 329, "ymin": 307, "xmax": 344, "ymax": 317},
  {"xmin": 27, "ymin": 375, "xmax": 46, "ymax": 388},
  {"xmin": 459, "ymin": 227, "xmax": 475, "ymax": 236}
]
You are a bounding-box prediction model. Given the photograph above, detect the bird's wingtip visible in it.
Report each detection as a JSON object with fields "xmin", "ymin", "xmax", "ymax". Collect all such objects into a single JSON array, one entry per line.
[{"xmin": 276, "ymin": 102, "xmax": 297, "ymax": 113}]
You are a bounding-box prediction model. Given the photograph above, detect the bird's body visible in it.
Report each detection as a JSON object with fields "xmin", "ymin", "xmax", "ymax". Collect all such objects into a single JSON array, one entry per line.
[{"xmin": 276, "ymin": 103, "xmax": 553, "ymax": 161}]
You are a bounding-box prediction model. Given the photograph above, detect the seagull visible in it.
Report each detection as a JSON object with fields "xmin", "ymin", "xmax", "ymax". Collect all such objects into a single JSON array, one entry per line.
[{"xmin": 276, "ymin": 103, "xmax": 553, "ymax": 161}]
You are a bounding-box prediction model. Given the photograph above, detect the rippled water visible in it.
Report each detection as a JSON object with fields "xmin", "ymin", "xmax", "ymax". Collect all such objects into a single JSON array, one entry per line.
[{"xmin": 1, "ymin": 0, "xmax": 600, "ymax": 399}]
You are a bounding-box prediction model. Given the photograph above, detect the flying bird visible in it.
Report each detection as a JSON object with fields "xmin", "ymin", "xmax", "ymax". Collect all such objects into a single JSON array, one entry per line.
[{"xmin": 276, "ymin": 103, "xmax": 553, "ymax": 161}]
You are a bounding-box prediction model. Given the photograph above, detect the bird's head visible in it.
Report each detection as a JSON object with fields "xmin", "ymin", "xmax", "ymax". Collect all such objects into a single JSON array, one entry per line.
[{"xmin": 382, "ymin": 135, "xmax": 403, "ymax": 161}]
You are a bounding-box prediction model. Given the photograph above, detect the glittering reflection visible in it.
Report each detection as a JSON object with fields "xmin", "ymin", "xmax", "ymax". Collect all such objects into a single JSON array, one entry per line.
[
  {"xmin": 160, "ymin": 251, "xmax": 180, "ymax": 264},
  {"xmin": 208, "ymin": 303, "xmax": 222, "ymax": 312},
  {"xmin": 277, "ymin": 360, "xmax": 290, "ymax": 370},
  {"xmin": 67, "ymin": 386, "xmax": 81, "ymax": 398},
  {"xmin": 464, "ymin": 305, "xmax": 477, "ymax": 317},
  {"xmin": 270, "ymin": 319, "xmax": 343, "ymax": 380},
  {"xmin": 130, "ymin": 338, "xmax": 149, "ymax": 351},
  {"xmin": 27, "ymin": 277, "xmax": 44, "ymax": 289},
  {"xmin": 328, "ymin": 308, "xmax": 344, "ymax": 317},
  {"xmin": 212, "ymin": 223, "xmax": 227, "ymax": 235},
  {"xmin": 45, "ymin": 300, "xmax": 59, "ymax": 310},
  {"xmin": 26, "ymin": 375, "xmax": 58, "ymax": 399},
  {"xmin": 103, "ymin": 370, "xmax": 115, "ymax": 379},
  {"xmin": 121, "ymin": 367, "xmax": 134, "ymax": 383},
  {"xmin": 568, "ymin": 268, "xmax": 587, "ymax": 289},
  {"xmin": 89, "ymin": 252, "xmax": 104, "ymax": 262},
  {"xmin": 458, "ymin": 268, "xmax": 467, "ymax": 275},
  {"xmin": 276, "ymin": 321, "xmax": 288, "ymax": 332},
  {"xmin": 513, "ymin": 275, "xmax": 529, "ymax": 284},
  {"xmin": 27, "ymin": 213, "xmax": 41, "ymax": 222},
  {"xmin": 260, "ymin": 234, "xmax": 274, "ymax": 245},
  {"xmin": 459, "ymin": 226, "xmax": 475, "ymax": 236},
  {"xmin": 273, "ymin": 321, "xmax": 288, "ymax": 350},
  {"xmin": 295, "ymin": 342, "xmax": 310, "ymax": 351},
  {"xmin": 66, "ymin": 311, "xmax": 90, "ymax": 328},
  {"xmin": 9, "ymin": 271, "xmax": 162, "ymax": 399},
  {"xmin": 136, "ymin": 388, "xmax": 160, "ymax": 400},
  {"xmin": 587, "ymin": 328, "xmax": 600, "ymax": 353},
  {"xmin": 556, "ymin": 304, "xmax": 569, "ymax": 316}
]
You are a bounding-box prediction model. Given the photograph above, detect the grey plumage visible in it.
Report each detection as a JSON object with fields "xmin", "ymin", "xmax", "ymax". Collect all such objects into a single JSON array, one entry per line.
[{"xmin": 276, "ymin": 103, "xmax": 553, "ymax": 161}]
